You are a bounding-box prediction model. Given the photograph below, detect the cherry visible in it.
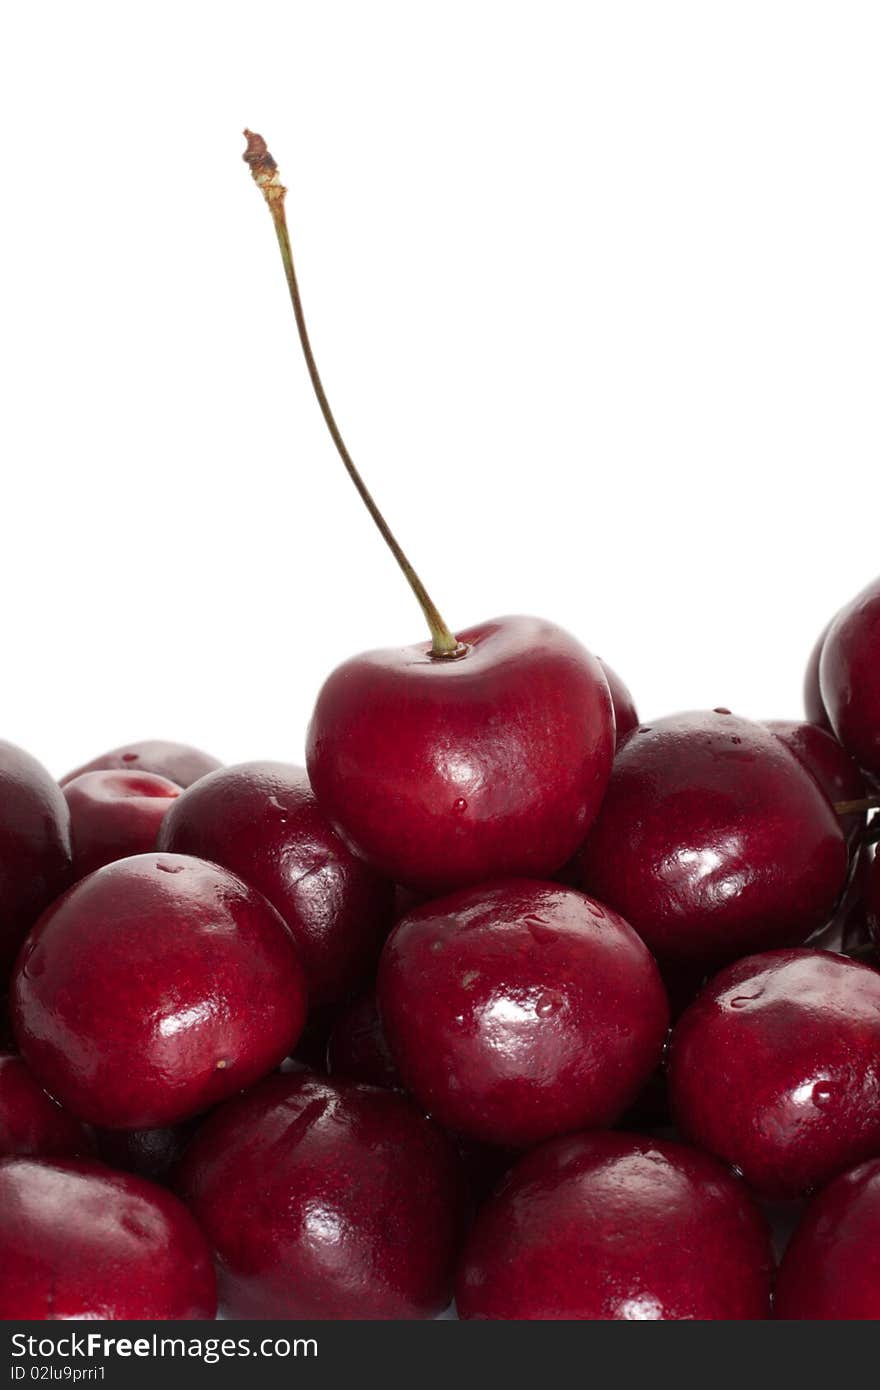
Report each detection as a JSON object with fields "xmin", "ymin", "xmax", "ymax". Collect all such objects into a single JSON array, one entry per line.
[
  {"xmin": 599, "ymin": 658, "xmax": 639, "ymax": 745},
  {"xmin": 63, "ymin": 769, "xmax": 181, "ymax": 879},
  {"xmin": 0, "ymin": 740, "xmax": 72, "ymax": 980},
  {"xmin": 95, "ymin": 1121, "xmax": 198, "ymax": 1183},
  {"xmin": 377, "ymin": 880, "xmax": 668, "ymax": 1147},
  {"xmin": 456, "ymin": 1131, "xmax": 773, "ymax": 1320},
  {"xmin": 12, "ymin": 852, "xmax": 307, "ymax": 1129},
  {"xmin": 157, "ymin": 761, "xmax": 393, "ymax": 1006},
  {"xmin": 242, "ymin": 134, "xmax": 614, "ymax": 896},
  {"xmin": 326, "ymin": 990, "xmax": 402, "ymax": 1090},
  {"xmin": 668, "ymin": 948, "xmax": 880, "ymax": 1199},
  {"xmin": 579, "ymin": 711, "xmax": 848, "ymax": 966},
  {"xmin": 765, "ymin": 718, "xmax": 867, "ymax": 852},
  {"xmin": 804, "ymin": 622, "xmax": 832, "ymax": 729},
  {"xmin": 61, "ymin": 738, "xmax": 220, "ymax": 789},
  {"xmin": 0, "ymin": 1157, "xmax": 216, "ymax": 1319},
  {"xmin": 817, "ymin": 576, "xmax": 880, "ymax": 778},
  {"xmin": 775, "ymin": 1157, "xmax": 880, "ymax": 1319},
  {"xmin": 0, "ymin": 1053, "xmax": 92, "ymax": 1160},
  {"xmin": 174, "ymin": 1070, "xmax": 466, "ymax": 1319}
]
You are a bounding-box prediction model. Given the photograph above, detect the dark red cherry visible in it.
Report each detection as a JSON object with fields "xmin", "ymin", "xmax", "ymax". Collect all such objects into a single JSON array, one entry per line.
[
  {"xmin": 579, "ymin": 711, "xmax": 848, "ymax": 967},
  {"xmin": 307, "ymin": 617, "xmax": 614, "ymax": 896},
  {"xmin": 175, "ymin": 1071, "xmax": 466, "ymax": 1319},
  {"xmin": 326, "ymin": 990, "xmax": 402, "ymax": 1090},
  {"xmin": 0, "ymin": 741, "xmax": 72, "ymax": 980},
  {"xmin": 819, "ymin": 576, "xmax": 880, "ymax": 777},
  {"xmin": 668, "ymin": 948, "xmax": 880, "ymax": 1199},
  {"xmin": 765, "ymin": 719, "xmax": 866, "ymax": 851},
  {"xmin": 0, "ymin": 1054, "xmax": 92, "ymax": 1159},
  {"xmin": 377, "ymin": 880, "xmax": 668, "ymax": 1147},
  {"xmin": 64, "ymin": 769, "xmax": 181, "ymax": 879},
  {"xmin": 804, "ymin": 622, "xmax": 832, "ymax": 729},
  {"xmin": 12, "ymin": 852, "xmax": 307, "ymax": 1129},
  {"xmin": 456, "ymin": 1131, "xmax": 773, "ymax": 1320},
  {"xmin": 95, "ymin": 1121, "xmax": 198, "ymax": 1183},
  {"xmin": 598, "ymin": 658, "xmax": 638, "ymax": 745},
  {"xmin": 158, "ymin": 762, "xmax": 393, "ymax": 1006},
  {"xmin": 61, "ymin": 739, "xmax": 220, "ymax": 789},
  {"xmin": 775, "ymin": 1157, "xmax": 880, "ymax": 1319},
  {"xmin": 0, "ymin": 1157, "xmax": 216, "ymax": 1319}
]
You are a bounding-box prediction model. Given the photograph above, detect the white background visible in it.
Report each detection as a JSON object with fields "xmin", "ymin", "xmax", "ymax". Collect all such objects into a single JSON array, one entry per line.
[{"xmin": 1, "ymin": 1, "xmax": 876, "ymax": 780}]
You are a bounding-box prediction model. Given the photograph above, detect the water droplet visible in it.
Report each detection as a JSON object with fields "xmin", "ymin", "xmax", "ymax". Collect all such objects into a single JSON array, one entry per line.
[
  {"xmin": 461, "ymin": 970, "xmax": 480, "ymax": 990},
  {"xmin": 526, "ymin": 917, "xmax": 560, "ymax": 946},
  {"xmin": 121, "ymin": 752, "xmax": 139, "ymax": 763},
  {"xmin": 812, "ymin": 1082, "xmax": 834, "ymax": 1108},
  {"xmin": 729, "ymin": 990, "xmax": 763, "ymax": 1009},
  {"xmin": 155, "ymin": 859, "xmax": 186, "ymax": 874},
  {"xmin": 714, "ymin": 707, "xmax": 732, "ymax": 716},
  {"xmin": 453, "ymin": 797, "xmax": 467, "ymax": 815},
  {"xmin": 731, "ymin": 736, "xmax": 742, "ymax": 746},
  {"xmin": 639, "ymin": 726, "xmax": 653, "ymax": 734},
  {"xmin": 536, "ymin": 990, "xmax": 564, "ymax": 1018},
  {"xmin": 267, "ymin": 795, "xmax": 288, "ymax": 824}
]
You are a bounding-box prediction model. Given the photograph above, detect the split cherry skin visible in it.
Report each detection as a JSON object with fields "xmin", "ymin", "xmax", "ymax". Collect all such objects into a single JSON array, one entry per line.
[
  {"xmin": 456, "ymin": 1131, "xmax": 773, "ymax": 1320},
  {"xmin": 64, "ymin": 769, "xmax": 182, "ymax": 879},
  {"xmin": 775, "ymin": 1157, "xmax": 880, "ymax": 1319},
  {"xmin": 0, "ymin": 1157, "xmax": 216, "ymax": 1320},
  {"xmin": 377, "ymin": 880, "xmax": 669, "ymax": 1147},
  {"xmin": 818, "ymin": 575, "xmax": 880, "ymax": 777},
  {"xmin": 0, "ymin": 741, "xmax": 72, "ymax": 980},
  {"xmin": 175, "ymin": 1070, "xmax": 467, "ymax": 1319},
  {"xmin": 668, "ymin": 949, "xmax": 880, "ymax": 1199},
  {"xmin": 12, "ymin": 852, "xmax": 307, "ymax": 1129},
  {"xmin": 158, "ymin": 761, "xmax": 393, "ymax": 1006},
  {"xmin": 579, "ymin": 711, "xmax": 848, "ymax": 967}
]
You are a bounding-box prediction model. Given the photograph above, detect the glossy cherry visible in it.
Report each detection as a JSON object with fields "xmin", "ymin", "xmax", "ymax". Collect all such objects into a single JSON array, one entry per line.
[
  {"xmin": 775, "ymin": 1157, "xmax": 880, "ymax": 1319},
  {"xmin": 326, "ymin": 990, "xmax": 402, "ymax": 1090},
  {"xmin": 158, "ymin": 761, "xmax": 393, "ymax": 1006},
  {"xmin": 456, "ymin": 1131, "xmax": 773, "ymax": 1320},
  {"xmin": 64, "ymin": 769, "xmax": 181, "ymax": 879},
  {"xmin": 0, "ymin": 1053, "xmax": 92, "ymax": 1160},
  {"xmin": 12, "ymin": 852, "xmax": 307, "ymax": 1129},
  {"xmin": 0, "ymin": 1157, "xmax": 216, "ymax": 1319},
  {"xmin": 0, "ymin": 740, "xmax": 72, "ymax": 980},
  {"xmin": 599, "ymin": 658, "xmax": 638, "ymax": 746},
  {"xmin": 175, "ymin": 1070, "xmax": 466, "ymax": 1319},
  {"xmin": 377, "ymin": 880, "xmax": 668, "ymax": 1147},
  {"xmin": 579, "ymin": 711, "xmax": 848, "ymax": 966},
  {"xmin": 804, "ymin": 622, "xmax": 832, "ymax": 729},
  {"xmin": 668, "ymin": 948, "xmax": 880, "ymax": 1199},
  {"xmin": 817, "ymin": 576, "xmax": 880, "ymax": 777},
  {"xmin": 61, "ymin": 739, "xmax": 220, "ymax": 789}
]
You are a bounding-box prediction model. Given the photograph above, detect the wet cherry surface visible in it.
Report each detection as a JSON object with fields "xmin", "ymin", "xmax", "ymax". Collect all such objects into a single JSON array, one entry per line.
[
  {"xmin": 306, "ymin": 616, "xmax": 615, "ymax": 895},
  {"xmin": 456, "ymin": 1131, "xmax": 773, "ymax": 1319},
  {"xmin": 175, "ymin": 1071, "xmax": 466, "ymax": 1319},
  {"xmin": 668, "ymin": 948, "xmax": 880, "ymax": 1199},
  {"xmin": 0, "ymin": 1053, "xmax": 92, "ymax": 1160},
  {"xmin": 158, "ymin": 762, "xmax": 393, "ymax": 1006},
  {"xmin": 0, "ymin": 1157, "xmax": 217, "ymax": 1319},
  {"xmin": 0, "ymin": 741, "xmax": 72, "ymax": 981},
  {"xmin": 64, "ymin": 769, "xmax": 182, "ymax": 879},
  {"xmin": 776, "ymin": 1156, "xmax": 880, "ymax": 1319},
  {"xmin": 12, "ymin": 853, "xmax": 307, "ymax": 1128},
  {"xmin": 579, "ymin": 711, "xmax": 848, "ymax": 966},
  {"xmin": 377, "ymin": 880, "xmax": 669, "ymax": 1147},
  {"xmin": 819, "ymin": 575, "xmax": 880, "ymax": 777}
]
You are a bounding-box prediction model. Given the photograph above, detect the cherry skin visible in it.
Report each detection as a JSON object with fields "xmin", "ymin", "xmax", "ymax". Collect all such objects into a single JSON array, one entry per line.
[
  {"xmin": 668, "ymin": 948, "xmax": 880, "ymax": 1200},
  {"xmin": 307, "ymin": 617, "xmax": 614, "ymax": 896},
  {"xmin": 804, "ymin": 622, "xmax": 832, "ymax": 729},
  {"xmin": 61, "ymin": 738, "xmax": 220, "ymax": 789},
  {"xmin": 819, "ymin": 575, "xmax": 880, "ymax": 777},
  {"xmin": 158, "ymin": 762, "xmax": 393, "ymax": 1006},
  {"xmin": 63, "ymin": 769, "xmax": 182, "ymax": 879},
  {"xmin": 175, "ymin": 1071, "xmax": 467, "ymax": 1319},
  {"xmin": 0, "ymin": 741, "xmax": 72, "ymax": 980},
  {"xmin": 326, "ymin": 990, "xmax": 402, "ymax": 1090},
  {"xmin": 579, "ymin": 711, "xmax": 848, "ymax": 967},
  {"xmin": 0, "ymin": 1157, "xmax": 216, "ymax": 1319},
  {"xmin": 0, "ymin": 1053, "xmax": 92, "ymax": 1159},
  {"xmin": 765, "ymin": 718, "xmax": 866, "ymax": 851},
  {"xmin": 775, "ymin": 1157, "xmax": 880, "ymax": 1319},
  {"xmin": 377, "ymin": 880, "xmax": 668, "ymax": 1148},
  {"xmin": 12, "ymin": 852, "xmax": 307, "ymax": 1129},
  {"xmin": 598, "ymin": 658, "xmax": 639, "ymax": 745},
  {"xmin": 456, "ymin": 1131, "xmax": 773, "ymax": 1320}
]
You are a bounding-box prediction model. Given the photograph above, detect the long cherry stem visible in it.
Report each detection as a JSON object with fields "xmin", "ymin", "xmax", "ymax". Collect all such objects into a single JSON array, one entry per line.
[
  {"xmin": 834, "ymin": 795, "xmax": 880, "ymax": 817},
  {"xmin": 242, "ymin": 130, "xmax": 464, "ymax": 660}
]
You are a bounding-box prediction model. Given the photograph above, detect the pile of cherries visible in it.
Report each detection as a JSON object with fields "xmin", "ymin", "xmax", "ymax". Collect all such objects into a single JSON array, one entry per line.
[{"xmin": 2, "ymin": 133, "xmax": 880, "ymax": 1321}]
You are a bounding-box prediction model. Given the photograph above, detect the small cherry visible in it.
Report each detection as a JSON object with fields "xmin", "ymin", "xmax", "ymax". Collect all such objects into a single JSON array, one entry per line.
[
  {"xmin": 775, "ymin": 1157, "xmax": 880, "ymax": 1319},
  {"xmin": 818, "ymin": 575, "xmax": 880, "ymax": 778},
  {"xmin": 598, "ymin": 658, "xmax": 639, "ymax": 746},
  {"xmin": 61, "ymin": 739, "xmax": 220, "ymax": 789},
  {"xmin": 243, "ymin": 133, "xmax": 614, "ymax": 895},
  {"xmin": 0, "ymin": 1053, "xmax": 92, "ymax": 1160},
  {"xmin": 456, "ymin": 1132, "xmax": 773, "ymax": 1320},
  {"xmin": 0, "ymin": 1157, "xmax": 216, "ymax": 1319},
  {"xmin": 377, "ymin": 880, "xmax": 668, "ymax": 1147},
  {"xmin": 158, "ymin": 761, "xmax": 393, "ymax": 1006},
  {"xmin": 579, "ymin": 711, "xmax": 848, "ymax": 966},
  {"xmin": 64, "ymin": 769, "xmax": 182, "ymax": 879},
  {"xmin": 12, "ymin": 852, "xmax": 307, "ymax": 1129},
  {"xmin": 668, "ymin": 948, "xmax": 880, "ymax": 1199},
  {"xmin": 175, "ymin": 1070, "xmax": 466, "ymax": 1319},
  {"xmin": 0, "ymin": 740, "xmax": 72, "ymax": 980}
]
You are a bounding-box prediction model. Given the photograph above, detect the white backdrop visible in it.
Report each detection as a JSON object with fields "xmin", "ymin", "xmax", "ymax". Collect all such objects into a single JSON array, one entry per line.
[{"xmin": 1, "ymin": 1, "xmax": 877, "ymax": 779}]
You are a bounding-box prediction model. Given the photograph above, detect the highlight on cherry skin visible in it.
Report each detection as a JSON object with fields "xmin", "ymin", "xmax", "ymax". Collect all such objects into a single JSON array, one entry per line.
[{"xmin": 0, "ymin": 125, "xmax": 879, "ymax": 1321}]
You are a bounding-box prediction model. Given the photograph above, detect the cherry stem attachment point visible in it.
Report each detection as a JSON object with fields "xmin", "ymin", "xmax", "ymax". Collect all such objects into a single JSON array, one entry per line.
[{"xmin": 242, "ymin": 130, "xmax": 465, "ymax": 661}]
